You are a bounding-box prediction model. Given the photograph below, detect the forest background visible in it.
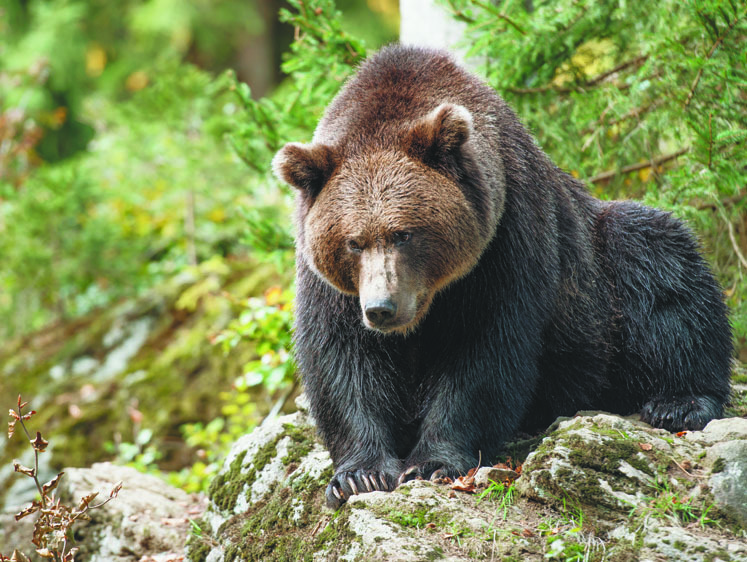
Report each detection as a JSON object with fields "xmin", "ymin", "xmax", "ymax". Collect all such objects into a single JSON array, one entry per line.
[{"xmin": 0, "ymin": 0, "xmax": 745, "ymax": 499}]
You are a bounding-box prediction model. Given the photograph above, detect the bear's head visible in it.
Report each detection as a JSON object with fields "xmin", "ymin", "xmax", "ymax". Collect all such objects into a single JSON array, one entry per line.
[{"xmin": 273, "ymin": 104, "xmax": 492, "ymax": 334}]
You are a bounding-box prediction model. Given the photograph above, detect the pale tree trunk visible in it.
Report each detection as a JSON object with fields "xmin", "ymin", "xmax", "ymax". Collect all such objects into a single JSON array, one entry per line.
[{"xmin": 399, "ymin": 0, "xmax": 469, "ymax": 63}]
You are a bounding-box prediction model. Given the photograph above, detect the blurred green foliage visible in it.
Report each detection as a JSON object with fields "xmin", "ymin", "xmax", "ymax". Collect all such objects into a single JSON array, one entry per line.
[{"xmin": 0, "ymin": 0, "xmax": 264, "ymax": 335}]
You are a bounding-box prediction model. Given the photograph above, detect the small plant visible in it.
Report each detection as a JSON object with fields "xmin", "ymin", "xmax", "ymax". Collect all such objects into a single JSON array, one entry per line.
[
  {"xmin": 629, "ymin": 478, "xmax": 718, "ymax": 528},
  {"xmin": 476, "ymin": 478, "xmax": 515, "ymax": 503},
  {"xmin": 476, "ymin": 479, "xmax": 516, "ymax": 521},
  {"xmin": 216, "ymin": 285, "xmax": 296, "ymax": 395},
  {"xmin": 538, "ymin": 498, "xmax": 604, "ymax": 562},
  {"xmin": 390, "ymin": 509, "xmax": 433, "ymax": 529},
  {"xmin": 1, "ymin": 396, "xmax": 121, "ymax": 562}
]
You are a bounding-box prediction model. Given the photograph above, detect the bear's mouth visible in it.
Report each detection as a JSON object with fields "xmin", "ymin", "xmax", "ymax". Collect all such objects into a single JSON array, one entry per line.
[
  {"xmin": 360, "ymin": 291, "xmax": 432, "ymax": 335},
  {"xmin": 361, "ymin": 308, "xmax": 414, "ymax": 334}
]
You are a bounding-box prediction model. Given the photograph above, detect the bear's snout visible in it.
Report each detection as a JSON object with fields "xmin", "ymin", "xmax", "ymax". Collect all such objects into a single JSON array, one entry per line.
[{"xmin": 363, "ymin": 298, "xmax": 398, "ymax": 327}]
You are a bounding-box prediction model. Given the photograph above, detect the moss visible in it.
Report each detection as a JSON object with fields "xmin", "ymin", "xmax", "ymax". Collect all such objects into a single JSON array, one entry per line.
[
  {"xmin": 209, "ymin": 420, "xmax": 322, "ymax": 515},
  {"xmin": 208, "ymin": 450, "xmax": 252, "ymax": 512},
  {"xmin": 424, "ymin": 546, "xmax": 445, "ymax": 560},
  {"xmin": 673, "ymin": 540, "xmax": 686, "ymax": 550},
  {"xmin": 704, "ymin": 550, "xmax": 732, "ymax": 562},
  {"xmin": 253, "ymin": 437, "xmax": 281, "ymax": 472},
  {"xmin": 315, "ymin": 511, "xmax": 348, "ymax": 546},
  {"xmin": 710, "ymin": 457, "xmax": 726, "ymax": 474},
  {"xmin": 185, "ymin": 518, "xmax": 212, "ymax": 562},
  {"xmin": 209, "ymin": 421, "xmax": 347, "ymax": 562},
  {"xmin": 209, "ymin": 426, "xmax": 283, "ymax": 513},
  {"xmin": 566, "ymin": 434, "xmax": 643, "ymax": 476},
  {"xmin": 388, "ymin": 507, "xmax": 436, "ymax": 529},
  {"xmin": 220, "ymin": 487, "xmax": 355, "ymax": 562},
  {"xmin": 281, "ymin": 423, "xmax": 317, "ymax": 465}
]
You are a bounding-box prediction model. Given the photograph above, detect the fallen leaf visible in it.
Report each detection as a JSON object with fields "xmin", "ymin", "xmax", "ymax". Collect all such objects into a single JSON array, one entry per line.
[{"xmin": 451, "ymin": 474, "xmax": 476, "ymax": 493}]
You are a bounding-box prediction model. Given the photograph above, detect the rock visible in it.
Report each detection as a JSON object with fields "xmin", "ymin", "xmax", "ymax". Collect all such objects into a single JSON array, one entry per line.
[
  {"xmin": 11, "ymin": 412, "xmax": 739, "ymax": 561},
  {"xmin": 58, "ymin": 462, "xmax": 203, "ymax": 562},
  {"xmin": 516, "ymin": 413, "xmax": 747, "ymax": 548},
  {"xmin": 639, "ymin": 522, "xmax": 747, "ymax": 561},
  {"xmin": 473, "ymin": 466, "xmax": 520, "ymax": 488},
  {"xmin": 188, "ymin": 412, "xmax": 746, "ymax": 562},
  {"xmin": 187, "ymin": 410, "xmax": 335, "ymax": 562},
  {"xmin": 707, "ymin": 440, "xmax": 747, "ymax": 527},
  {"xmin": 687, "ymin": 417, "xmax": 747, "ymax": 444},
  {"xmin": 0, "ymin": 462, "xmax": 203, "ymax": 561},
  {"xmin": 517, "ymin": 414, "xmax": 654, "ymax": 515}
]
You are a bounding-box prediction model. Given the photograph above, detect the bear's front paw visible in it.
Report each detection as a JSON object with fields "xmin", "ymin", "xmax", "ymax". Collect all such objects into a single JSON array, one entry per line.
[
  {"xmin": 640, "ymin": 394, "xmax": 722, "ymax": 432},
  {"xmin": 397, "ymin": 462, "xmax": 461, "ymax": 486},
  {"xmin": 326, "ymin": 469, "xmax": 396, "ymax": 509}
]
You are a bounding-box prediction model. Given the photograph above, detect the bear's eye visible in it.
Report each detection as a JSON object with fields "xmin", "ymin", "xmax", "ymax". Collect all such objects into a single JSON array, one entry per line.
[
  {"xmin": 393, "ymin": 231, "xmax": 412, "ymax": 246},
  {"xmin": 347, "ymin": 239, "xmax": 363, "ymax": 254}
]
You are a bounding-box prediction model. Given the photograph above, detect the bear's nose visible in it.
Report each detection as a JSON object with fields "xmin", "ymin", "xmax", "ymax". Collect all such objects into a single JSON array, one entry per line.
[{"xmin": 364, "ymin": 299, "xmax": 397, "ymax": 326}]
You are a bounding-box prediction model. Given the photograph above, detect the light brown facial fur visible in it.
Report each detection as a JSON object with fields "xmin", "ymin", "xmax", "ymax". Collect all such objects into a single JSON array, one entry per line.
[
  {"xmin": 273, "ymin": 100, "xmax": 498, "ymax": 333},
  {"xmin": 303, "ymin": 150, "xmax": 484, "ymax": 333}
]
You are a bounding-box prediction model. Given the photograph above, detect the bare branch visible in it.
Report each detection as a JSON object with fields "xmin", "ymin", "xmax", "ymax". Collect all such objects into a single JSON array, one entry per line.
[
  {"xmin": 696, "ymin": 192, "xmax": 746, "ymax": 210},
  {"xmin": 471, "ymin": 0, "xmax": 527, "ymax": 35},
  {"xmin": 588, "ymin": 148, "xmax": 689, "ymax": 184},
  {"xmin": 585, "ymin": 55, "xmax": 649, "ymax": 86},
  {"xmin": 508, "ymin": 70, "xmax": 662, "ymax": 95},
  {"xmin": 726, "ymin": 215, "xmax": 747, "ymax": 271}
]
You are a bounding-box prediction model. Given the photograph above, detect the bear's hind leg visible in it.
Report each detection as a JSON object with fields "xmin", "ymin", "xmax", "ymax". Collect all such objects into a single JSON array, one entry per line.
[
  {"xmin": 598, "ymin": 202, "xmax": 732, "ymax": 432},
  {"xmin": 640, "ymin": 394, "xmax": 724, "ymax": 431}
]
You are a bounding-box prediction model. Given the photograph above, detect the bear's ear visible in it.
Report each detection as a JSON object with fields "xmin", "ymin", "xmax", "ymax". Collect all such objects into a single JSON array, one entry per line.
[
  {"xmin": 405, "ymin": 103, "xmax": 473, "ymax": 164},
  {"xmin": 272, "ymin": 142, "xmax": 337, "ymax": 197}
]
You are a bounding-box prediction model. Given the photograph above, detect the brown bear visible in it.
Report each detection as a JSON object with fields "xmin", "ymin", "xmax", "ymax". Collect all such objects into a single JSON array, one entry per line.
[{"xmin": 272, "ymin": 45, "xmax": 733, "ymax": 509}]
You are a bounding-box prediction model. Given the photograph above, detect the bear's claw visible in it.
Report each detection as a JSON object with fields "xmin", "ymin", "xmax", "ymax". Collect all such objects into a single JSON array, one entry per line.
[
  {"xmin": 398, "ymin": 463, "xmax": 456, "ymax": 486},
  {"xmin": 326, "ymin": 469, "xmax": 394, "ymax": 509}
]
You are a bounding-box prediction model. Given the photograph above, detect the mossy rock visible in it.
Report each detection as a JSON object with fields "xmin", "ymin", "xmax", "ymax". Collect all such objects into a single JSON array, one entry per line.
[{"xmin": 190, "ymin": 411, "xmax": 747, "ymax": 561}]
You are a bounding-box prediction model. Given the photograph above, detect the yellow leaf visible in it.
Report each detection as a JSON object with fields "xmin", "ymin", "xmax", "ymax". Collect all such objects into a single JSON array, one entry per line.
[
  {"xmin": 126, "ymin": 71, "xmax": 149, "ymax": 92},
  {"xmin": 86, "ymin": 45, "xmax": 107, "ymax": 77},
  {"xmin": 207, "ymin": 208, "xmax": 227, "ymax": 223},
  {"xmin": 264, "ymin": 286, "xmax": 283, "ymax": 306}
]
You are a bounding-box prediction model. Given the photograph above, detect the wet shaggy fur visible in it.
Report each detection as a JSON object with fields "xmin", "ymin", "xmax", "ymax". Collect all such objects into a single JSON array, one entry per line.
[{"xmin": 273, "ymin": 45, "xmax": 733, "ymax": 509}]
